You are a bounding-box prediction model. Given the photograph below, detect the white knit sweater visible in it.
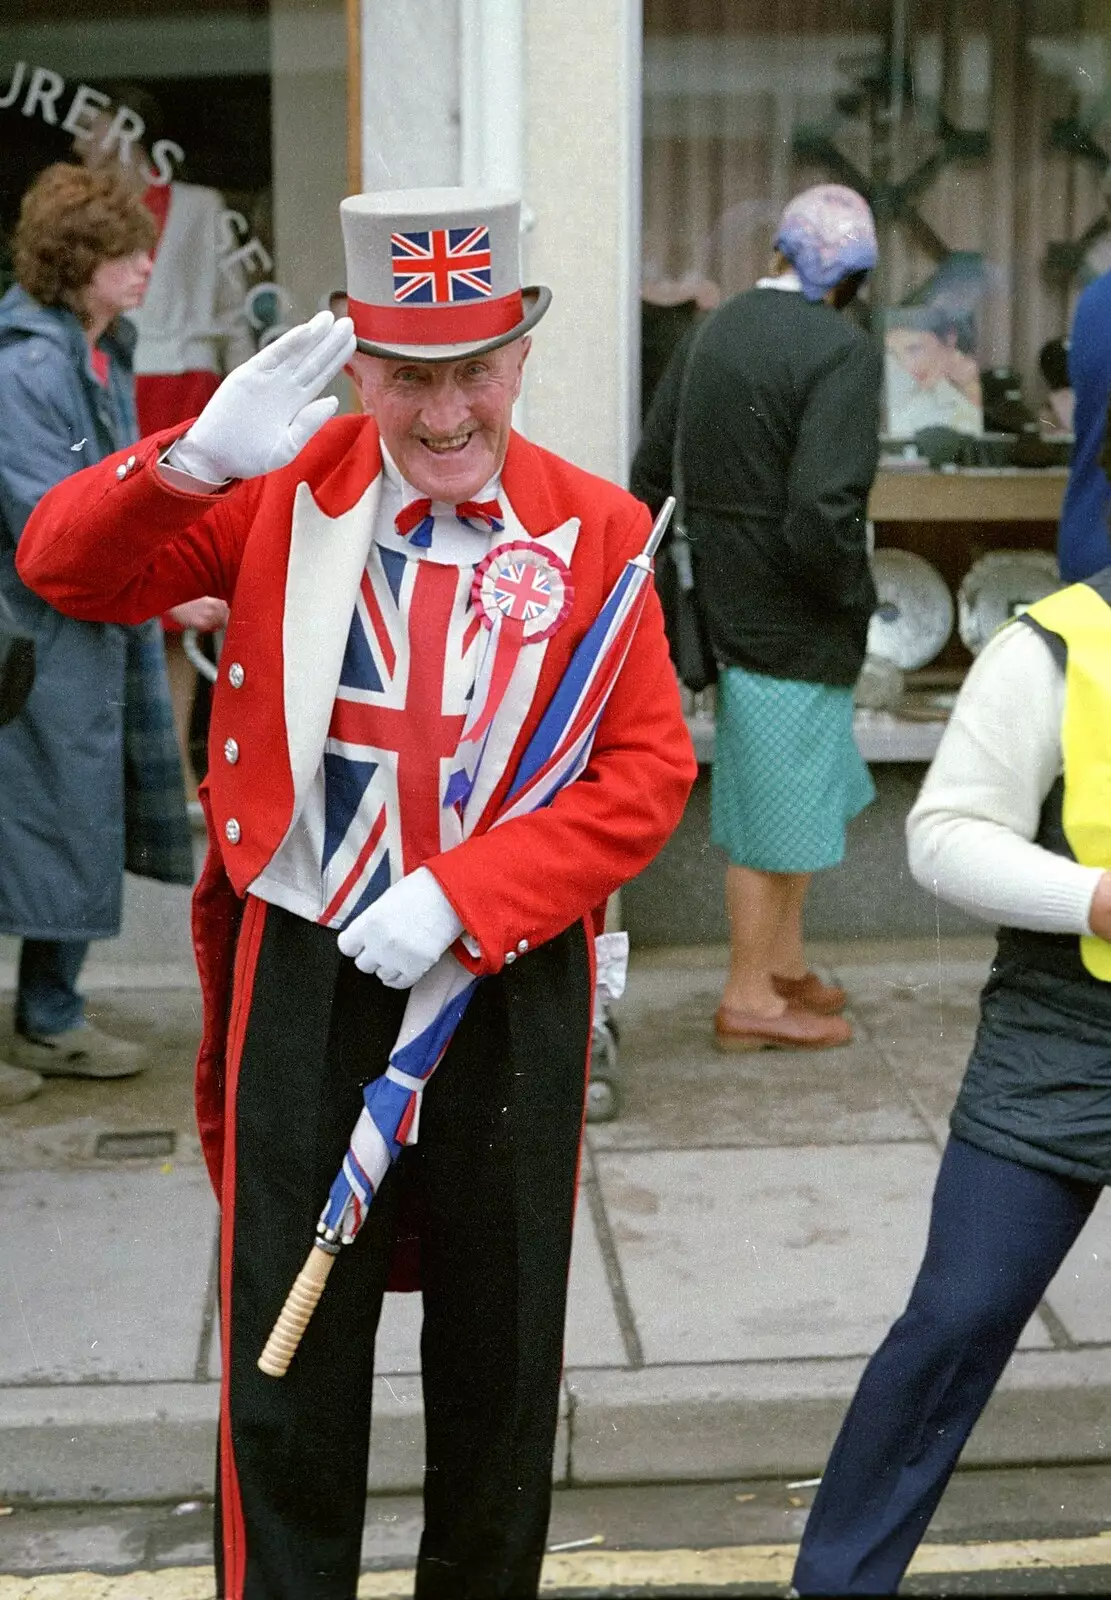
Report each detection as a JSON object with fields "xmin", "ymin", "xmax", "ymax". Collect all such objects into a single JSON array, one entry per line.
[
  {"xmin": 125, "ymin": 183, "xmax": 255, "ymax": 377},
  {"xmin": 906, "ymin": 622, "xmax": 1103, "ymax": 934}
]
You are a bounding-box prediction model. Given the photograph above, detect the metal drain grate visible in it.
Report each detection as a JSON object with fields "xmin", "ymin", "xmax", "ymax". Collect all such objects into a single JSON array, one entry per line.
[{"xmin": 94, "ymin": 1130, "xmax": 176, "ymax": 1160}]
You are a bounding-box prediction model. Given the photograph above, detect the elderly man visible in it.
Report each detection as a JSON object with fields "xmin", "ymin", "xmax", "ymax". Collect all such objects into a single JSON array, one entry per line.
[{"xmin": 18, "ymin": 189, "xmax": 696, "ymax": 1600}]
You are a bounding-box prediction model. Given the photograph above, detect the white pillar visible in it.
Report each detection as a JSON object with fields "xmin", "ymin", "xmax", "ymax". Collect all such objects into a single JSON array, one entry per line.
[
  {"xmin": 459, "ymin": 0, "xmax": 525, "ymax": 196},
  {"xmin": 522, "ymin": 0, "xmax": 642, "ymax": 482},
  {"xmin": 359, "ymin": 0, "xmax": 461, "ymax": 188}
]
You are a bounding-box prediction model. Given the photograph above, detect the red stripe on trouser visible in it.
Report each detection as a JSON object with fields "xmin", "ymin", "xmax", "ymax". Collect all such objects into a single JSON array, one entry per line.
[
  {"xmin": 561, "ymin": 916, "xmax": 597, "ymax": 1386},
  {"xmin": 217, "ymin": 894, "xmax": 269, "ymax": 1600}
]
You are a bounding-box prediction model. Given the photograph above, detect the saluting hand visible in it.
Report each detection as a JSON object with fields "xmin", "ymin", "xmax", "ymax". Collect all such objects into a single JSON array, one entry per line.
[{"xmin": 168, "ymin": 311, "xmax": 357, "ymax": 484}]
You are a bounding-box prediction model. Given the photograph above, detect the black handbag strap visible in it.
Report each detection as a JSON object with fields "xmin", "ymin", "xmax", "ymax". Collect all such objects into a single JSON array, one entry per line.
[{"xmin": 670, "ymin": 310, "xmax": 718, "ymax": 589}]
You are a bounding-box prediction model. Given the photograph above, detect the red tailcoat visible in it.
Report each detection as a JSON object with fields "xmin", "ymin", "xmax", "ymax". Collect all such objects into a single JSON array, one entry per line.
[{"xmin": 18, "ymin": 418, "xmax": 697, "ymax": 1186}]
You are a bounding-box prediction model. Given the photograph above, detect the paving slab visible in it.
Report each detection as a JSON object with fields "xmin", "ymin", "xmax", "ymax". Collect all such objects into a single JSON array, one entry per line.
[
  {"xmin": 564, "ymin": 1199, "xmax": 628, "ymax": 1369},
  {"xmin": 592, "ymin": 1143, "xmax": 1052, "ymax": 1364},
  {"xmin": 0, "ymin": 990, "xmax": 204, "ymax": 1172},
  {"xmin": 597, "ymin": 968, "xmax": 928, "ymax": 1153},
  {"xmin": 590, "ymin": 1029, "xmax": 927, "ymax": 1152},
  {"xmin": 148, "ymin": 1506, "xmax": 216, "ymax": 1571},
  {"xmin": 0, "ymin": 1383, "xmax": 218, "ymax": 1504},
  {"xmin": 0, "ymin": 1167, "xmax": 216, "ymax": 1385},
  {"xmin": 0, "ymin": 1506, "xmax": 149, "ymax": 1576},
  {"xmin": 842, "ymin": 962, "xmax": 987, "ymax": 1142}
]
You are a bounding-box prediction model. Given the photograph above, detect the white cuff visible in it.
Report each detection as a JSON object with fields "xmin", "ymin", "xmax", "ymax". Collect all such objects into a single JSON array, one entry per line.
[{"xmin": 161, "ymin": 435, "xmax": 232, "ymax": 490}]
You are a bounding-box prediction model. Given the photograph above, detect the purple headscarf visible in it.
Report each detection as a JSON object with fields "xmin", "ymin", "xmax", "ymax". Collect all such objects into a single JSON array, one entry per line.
[{"xmin": 773, "ymin": 185, "xmax": 878, "ymax": 302}]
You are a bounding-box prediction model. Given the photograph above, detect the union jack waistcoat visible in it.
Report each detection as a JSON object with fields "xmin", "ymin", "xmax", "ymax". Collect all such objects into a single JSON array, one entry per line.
[{"xmin": 319, "ymin": 542, "xmax": 481, "ymax": 929}]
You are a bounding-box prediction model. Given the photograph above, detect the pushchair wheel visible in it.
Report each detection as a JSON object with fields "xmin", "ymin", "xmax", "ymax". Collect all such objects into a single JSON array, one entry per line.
[
  {"xmin": 586, "ymin": 1014, "xmax": 621, "ymax": 1124},
  {"xmin": 586, "ymin": 1075, "xmax": 620, "ymax": 1122}
]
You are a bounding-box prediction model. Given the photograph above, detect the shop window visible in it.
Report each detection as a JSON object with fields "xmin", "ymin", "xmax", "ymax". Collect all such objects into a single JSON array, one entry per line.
[{"xmin": 641, "ymin": 0, "xmax": 1110, "ymax": 424}]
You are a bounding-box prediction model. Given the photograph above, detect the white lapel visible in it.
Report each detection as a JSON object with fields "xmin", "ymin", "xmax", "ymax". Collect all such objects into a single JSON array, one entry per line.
[
  {"xmin": 282, "ymin": 475, "xmax": 380, "ymax": 820},
  {"xmin": 461, "ymin": 491, "xmax": 581, "ymax": 835}
]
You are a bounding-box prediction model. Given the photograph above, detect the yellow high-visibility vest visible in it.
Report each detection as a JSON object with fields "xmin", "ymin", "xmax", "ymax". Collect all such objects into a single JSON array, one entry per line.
[{"xmin": 1023, "ymin": 582, "xmax": 1111, "ymax": 981}]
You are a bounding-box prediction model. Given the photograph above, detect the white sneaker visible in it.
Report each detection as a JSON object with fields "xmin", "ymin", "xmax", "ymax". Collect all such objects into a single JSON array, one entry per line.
[
  {"xmin": 10, "ymin": 1024, "xmax": 145, "ymax": 1080},
  {"xmin": 0, "ymin": 1058, "xmax": 44, "ymax": 1104}
]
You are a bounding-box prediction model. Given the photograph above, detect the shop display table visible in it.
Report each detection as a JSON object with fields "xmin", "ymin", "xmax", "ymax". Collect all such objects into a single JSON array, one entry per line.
[
  {"xmin": 867, "ymin": 466, "xmax": 1067, "ymax": 524},
  {"xmin": 684, "ymin": 467, "xmax": 1068, "ymax": 765}
]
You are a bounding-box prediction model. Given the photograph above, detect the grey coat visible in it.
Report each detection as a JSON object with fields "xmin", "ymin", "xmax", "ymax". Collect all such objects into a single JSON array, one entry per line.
[{"xmin": 0, "ymin": 286, "xmax": 192, "ymax": 941}]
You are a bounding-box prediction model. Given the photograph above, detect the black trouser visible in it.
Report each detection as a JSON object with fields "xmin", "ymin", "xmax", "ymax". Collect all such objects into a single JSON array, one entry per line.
[{"xmin": 215, "ymin": 899, "xmax": 591, "ymax": 1600}]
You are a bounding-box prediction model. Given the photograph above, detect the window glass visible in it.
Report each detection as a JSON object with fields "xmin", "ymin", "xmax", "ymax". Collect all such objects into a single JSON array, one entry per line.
[
  {"xmin": 2, "ymin": 1, "xmax": 348, "ymax": 361},
  {"xmin": 642, "ymin": 0, "xmax": 1110, "ymax": 431}
]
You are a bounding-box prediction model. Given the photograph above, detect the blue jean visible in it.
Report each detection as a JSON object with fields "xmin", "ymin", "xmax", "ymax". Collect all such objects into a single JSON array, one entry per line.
[
  {"xmin": 793, "ymin": 1136, "xmax": 1100, "ymax": 1596},
  {"xmin": 16, "ymin": 939, "xmax": 88, "ymax": 1037}
]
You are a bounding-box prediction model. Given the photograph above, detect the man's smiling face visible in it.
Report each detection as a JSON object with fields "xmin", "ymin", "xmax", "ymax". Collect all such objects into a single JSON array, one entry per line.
[{"xmin": 354, "ymin": 338, "xmax": 529, "ymax": 500}]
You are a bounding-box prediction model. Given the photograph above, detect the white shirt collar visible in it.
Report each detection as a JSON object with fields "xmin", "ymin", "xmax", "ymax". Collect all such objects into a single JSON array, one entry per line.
[{"xmin": 755, "ymin": 269, "xmax": 804, "ymax": 294}]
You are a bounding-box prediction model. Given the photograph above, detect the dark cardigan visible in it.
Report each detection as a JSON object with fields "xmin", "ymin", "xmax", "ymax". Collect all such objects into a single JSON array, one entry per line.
[{"xmin": 631, "ymin": 287, "xmax": 883, "ymax": 687}]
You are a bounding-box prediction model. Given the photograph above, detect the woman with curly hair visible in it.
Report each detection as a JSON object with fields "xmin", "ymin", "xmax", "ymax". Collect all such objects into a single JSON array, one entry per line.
[{"xmin": 0, "ymin": 163, "xmax": 206, "ymax": 1102}]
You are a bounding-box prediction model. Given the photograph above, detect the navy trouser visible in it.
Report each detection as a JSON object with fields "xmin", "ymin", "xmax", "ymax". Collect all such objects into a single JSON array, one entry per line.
[
  {"xmin": 793, "ymin": 1135, "xmax": 1100, "ymax": 1596},
  {"xmin": 16, "ymin": 938, "xmax": 88, "ymax": 1036}
]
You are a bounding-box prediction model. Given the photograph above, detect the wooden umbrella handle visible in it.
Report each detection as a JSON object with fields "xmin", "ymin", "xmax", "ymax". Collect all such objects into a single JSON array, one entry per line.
[{"xmin": 258, "ymin": 1243, "xmax": 337, "ymax": 1378}]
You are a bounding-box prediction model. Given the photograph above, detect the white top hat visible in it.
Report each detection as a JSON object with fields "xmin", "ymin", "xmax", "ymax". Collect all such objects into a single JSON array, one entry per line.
[{"xmin": 341, "ymin": 186, "xmax": 550, "ymax": 362}]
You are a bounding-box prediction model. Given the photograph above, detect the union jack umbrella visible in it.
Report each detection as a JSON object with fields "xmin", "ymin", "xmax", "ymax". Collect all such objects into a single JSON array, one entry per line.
[{"xmin": 258, "ymin": 497, "xmax": 675, "ymax": 1377}]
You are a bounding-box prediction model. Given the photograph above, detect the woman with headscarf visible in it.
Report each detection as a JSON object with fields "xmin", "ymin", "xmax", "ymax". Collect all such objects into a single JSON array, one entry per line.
[{"xmin": 631, "ymin": 185, "xmax": 881, "ymax": 1049}]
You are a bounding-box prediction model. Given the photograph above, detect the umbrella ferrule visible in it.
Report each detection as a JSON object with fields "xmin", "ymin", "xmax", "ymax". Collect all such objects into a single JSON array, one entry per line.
[{"xmin": 643, "ymin": 496, "xmax": 676, "ymax": 560}]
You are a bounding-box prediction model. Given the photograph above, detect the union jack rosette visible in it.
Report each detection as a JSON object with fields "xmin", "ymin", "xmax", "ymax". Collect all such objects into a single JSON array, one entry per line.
[{"xmin": 472, "ymin": 540, "xmax": 574, "ymax": 643}]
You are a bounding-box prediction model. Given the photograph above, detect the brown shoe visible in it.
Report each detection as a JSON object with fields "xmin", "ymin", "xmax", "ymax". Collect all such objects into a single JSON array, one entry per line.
[
  {"xmin": 714, "ymin": 1002, "xmax": 852, "ymax": 1052},
  {"xmin": 772, "ymin": 972, "xmax": 848, "ymax": 1015}
]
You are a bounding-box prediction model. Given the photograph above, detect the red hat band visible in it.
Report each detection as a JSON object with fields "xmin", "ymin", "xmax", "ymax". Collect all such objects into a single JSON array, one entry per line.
[{"xmin": 348, "ymin": 289, "xmax": 525, "ymax": 348}]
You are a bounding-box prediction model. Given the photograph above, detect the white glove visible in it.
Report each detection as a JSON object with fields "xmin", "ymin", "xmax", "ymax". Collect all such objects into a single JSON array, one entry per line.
[
  {"xmin": 336, "ymin": 867, "xmax": 465, "ymax": 989},
  {"xmin": 167, "ymin": 310, "xmax": 357, "ymax": 483}
]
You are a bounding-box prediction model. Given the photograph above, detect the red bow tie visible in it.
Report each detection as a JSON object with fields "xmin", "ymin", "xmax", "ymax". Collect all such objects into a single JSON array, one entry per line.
[{"xmin": 395, "ymin": 497, "xmax": 504, "ymax": 548}]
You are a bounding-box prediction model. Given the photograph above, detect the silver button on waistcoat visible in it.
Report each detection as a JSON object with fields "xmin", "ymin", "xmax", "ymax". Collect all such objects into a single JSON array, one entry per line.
[
  {"xmin": 224, "ymin": 818, "xmax": 241, "ymax": 844},
  {"xmin": 224, "ymin": 737, "xmax": 240, "ymax": 765},
  {"xmin": 228, "ymin": 662, "xmax": 245, "ymax": 688}
]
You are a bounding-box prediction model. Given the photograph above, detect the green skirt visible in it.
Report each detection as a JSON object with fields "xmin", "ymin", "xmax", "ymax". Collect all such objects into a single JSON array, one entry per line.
[{"xmin": 710, "ymin": 666, "xmax": 875, "ymax": 873}]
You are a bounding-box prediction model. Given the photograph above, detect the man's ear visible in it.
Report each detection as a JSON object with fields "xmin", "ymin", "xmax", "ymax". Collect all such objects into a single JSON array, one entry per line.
[
  {"xmin": 350, "ymin": 351, "xmax": 376, "ymax": 414},
  {"xmin": 512, "ymin": 336, "xmax": 532, "ymax": 401}
]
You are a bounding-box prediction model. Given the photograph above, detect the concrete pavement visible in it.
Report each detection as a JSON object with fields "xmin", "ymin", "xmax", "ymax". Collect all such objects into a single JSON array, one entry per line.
[{"xmin": 4, "ymin": 922, "xmax": 1111, "ymax": 1504}]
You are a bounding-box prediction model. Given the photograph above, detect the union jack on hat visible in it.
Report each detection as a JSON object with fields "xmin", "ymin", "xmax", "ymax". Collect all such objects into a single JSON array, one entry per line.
[{"xmin": 340, "ymin": 186, "xmax": 550, "ymax": 362}]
